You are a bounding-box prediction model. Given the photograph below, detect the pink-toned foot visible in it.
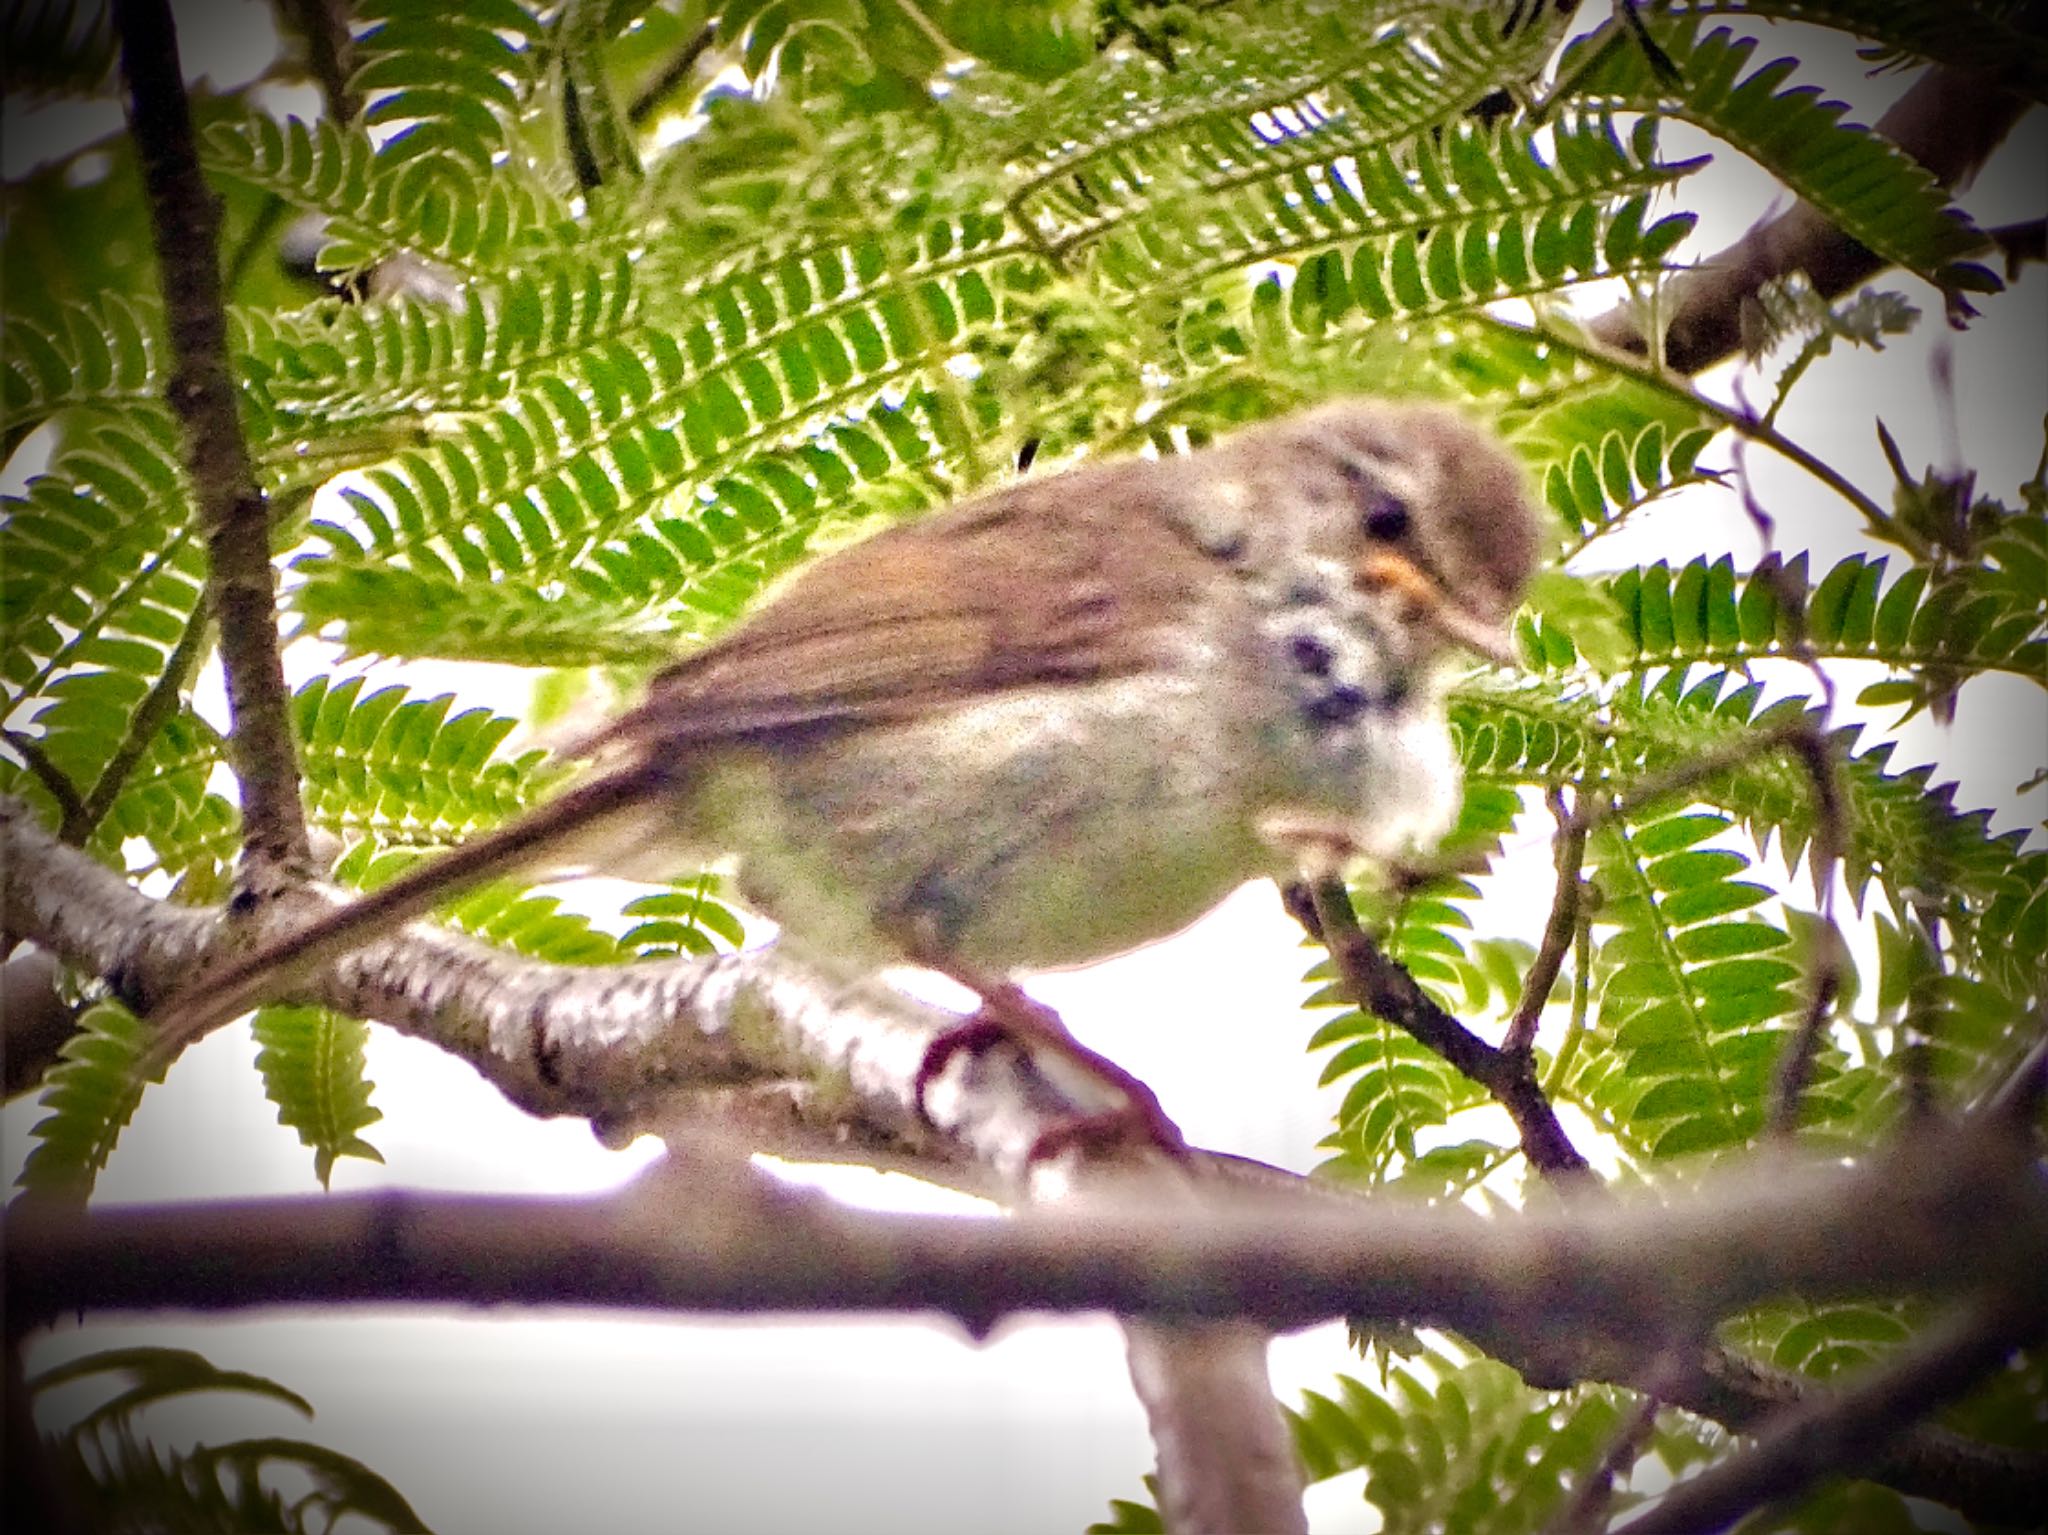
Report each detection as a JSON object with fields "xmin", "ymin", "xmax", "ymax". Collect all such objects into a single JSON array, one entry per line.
[{"xmin": 913, "ymin": 984, "xmax": 1186, "ymax": 1159}]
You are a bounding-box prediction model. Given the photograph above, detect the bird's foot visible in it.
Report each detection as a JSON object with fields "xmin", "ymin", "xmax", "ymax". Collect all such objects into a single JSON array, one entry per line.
[{"xmin": 913, "ymin": 983, "xmax": 1186, "ymax": 1161}]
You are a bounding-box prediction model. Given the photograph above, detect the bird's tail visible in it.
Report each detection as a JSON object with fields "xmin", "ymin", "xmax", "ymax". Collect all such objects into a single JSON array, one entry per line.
[{"xmin": 135, "ymin": 764, "xmax": 674, "ymax": 1079}]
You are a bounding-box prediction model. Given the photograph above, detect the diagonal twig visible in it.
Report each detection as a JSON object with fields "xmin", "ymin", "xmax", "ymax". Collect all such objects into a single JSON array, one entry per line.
[
  {"xmin": 62, "ymin": 602, "xmax": 213, "ymax": 847},
  {"xmin": 1618, "ymin": 1287, "xmax": 2046, "ymax": 1535},
  {"xmin": 1292, "ymin": 878, "xmax": 1596, "ymax": 1184},
  {"xmin": 1505, "ymin": 786, "xmax": 1588, "ymax": 1055}
]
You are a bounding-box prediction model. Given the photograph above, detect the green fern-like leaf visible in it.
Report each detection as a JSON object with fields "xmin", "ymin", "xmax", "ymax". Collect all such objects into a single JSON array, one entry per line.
[
  {"xmin": 1215, "ymin": 115, "xmax": 1701, "ymax": 333},
  {"xmin": 623, "ymin": 874, "xmax": 750, "ymax": 956},
  {"xmin": 1450, "ymin": 670, "xmax": 2034, "ymax": 998},
  {"xmin": 350, "ymin": 0, "xmax": 553, "ymax": 196},
  {"xmin": 1582, "ymin": 805, "xmax": 1804, "ymax": 1157},
  {"xmin": 438, "ymin": 876, "xmax": 632, "ymax": 964},
  {"xmin": 45, "ymin": 705, "xmax": 240, "ymax": 900},
  {"xmin": 204, "ymin": 109, "xmax": 579, "ymax": 271},
  {"xmin": 16, "ymin": 999, "xmax": 157, "ymax": 1203},
  {"xmin": 1, "ymin": 413, "xmax": 200, "ymax": 726},
  {"xmin": 292, "ymin": 676, "xmax": 559, "ymax": 852},
  {"xmin": 31, "ymin": 1346, "xmax": 316, "ymax": 1432},
  {"xmin": 251, "ymin": 1006, "xmax": 385, "ymax": 1187},
  {"xmin": 1528, "ymin": 551, "xmax": 2048, "ymax": 687},
  {"xmin": 1005, "ymin": 8, "xmax": 1566, "ymax": 262},
  {"xmin": 1566, "ymin": 15, "xmax": 1998, "ymax": 299},
  {"xmin": 32, "ymin": 1347, "xmax": 432, "ymax": 1535},
  {"xmin": 1286, "ymin": 1348, "xmax": 1632, "ymax": 1534},
  {"xmin": 1, "ymin": 294, "xmax": 162, "ymax": 446},
  {"xmin": 1699, "ymin": 1, "xmax": 2048, "ymax": 103}
]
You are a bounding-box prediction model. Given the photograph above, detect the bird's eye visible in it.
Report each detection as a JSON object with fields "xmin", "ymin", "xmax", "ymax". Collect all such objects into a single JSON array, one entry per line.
[{"xmin": 1362, "ymin": 494, "xmax": 1411, "ymax": 542}]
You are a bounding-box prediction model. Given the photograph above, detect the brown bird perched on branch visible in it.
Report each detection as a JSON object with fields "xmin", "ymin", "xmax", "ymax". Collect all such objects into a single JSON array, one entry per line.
[{"xmin": 143, "ymin": 399, "xmax": 1541, "ymax": 1145}]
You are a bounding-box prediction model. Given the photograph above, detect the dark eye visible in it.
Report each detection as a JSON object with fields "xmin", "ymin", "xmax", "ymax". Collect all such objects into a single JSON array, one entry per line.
[{"xmin": 1362, "ymin": 494, "xmax": 1411, "ymax": 542}]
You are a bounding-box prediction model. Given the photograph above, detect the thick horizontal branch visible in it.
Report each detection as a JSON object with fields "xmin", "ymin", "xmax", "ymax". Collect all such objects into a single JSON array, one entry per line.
[{"xmin": 9, "ymin": 1128, "xmax": 2044, "ymax": 1343}]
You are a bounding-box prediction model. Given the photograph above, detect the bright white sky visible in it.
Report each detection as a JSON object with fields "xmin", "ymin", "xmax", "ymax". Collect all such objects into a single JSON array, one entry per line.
[{"xmin": 4, "ymin": 8, "xmax": 2045, "ymax": 1534}]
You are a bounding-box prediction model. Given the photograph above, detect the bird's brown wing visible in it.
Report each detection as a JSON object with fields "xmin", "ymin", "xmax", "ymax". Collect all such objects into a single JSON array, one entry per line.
[{"xmin": 584, "ymin": 460, "xmax": 1210, "ymax": 755}]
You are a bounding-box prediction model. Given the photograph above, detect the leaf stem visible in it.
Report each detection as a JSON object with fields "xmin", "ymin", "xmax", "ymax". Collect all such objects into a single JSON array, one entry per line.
[{"xmin": 1492, "ymin": 313, "xmax": 1921, "ymax": 556}]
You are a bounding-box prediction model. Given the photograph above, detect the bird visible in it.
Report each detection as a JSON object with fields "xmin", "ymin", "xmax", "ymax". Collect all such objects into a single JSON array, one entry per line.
[{"xmin": 141, "ymin": 399, "xmax": 1541, "ymax": 1145}]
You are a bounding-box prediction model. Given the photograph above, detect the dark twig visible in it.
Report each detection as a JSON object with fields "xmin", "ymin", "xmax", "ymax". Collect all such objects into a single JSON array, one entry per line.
[
  {"xmin": 1765, "ymin": 708, "xmax": 1849, "ymax": 1138},
  {"xmin": 1294, "ymin": 879, "xmax": 1595, "ymax": 1184},
  {"xmin": 277, "ymin": 0, "xmax": 359, "ymax": 124},
  {"xmin": 1901, "ymin": 905, "xmax": 1946, "ymax": 1119},
  {"xmin": 1505, "ymin": 787, "xmax": 1587, "ymax": 1055},
  {"xmin": 112, "ymin": 0, "xmax": 311, "ymax": 876},
  {"xmin": 1726, "ymin": 428, "xmax": 1851, "ymax": 1140},
  {"xmin": 627, "ymin": 20, "xmax": 718, "ymax": 124},
  {"xmin": 1515, "ymin": 314, "xmax": 1906, "ymax": 552},
  {"xmin": 1542, "ymin": 1382, "xmax": 1667, "ymax": 1535},
  {"xmin": 62, "ymin": 603, "xmax": 212, "ymax": 846},
  {"xmin": 563, "ymin": 75, "xmax": 604, "ymax": 191},
  {"xmin": 1560, "ymin": 719, "xmax": 1827, "ymax": 848},
  {"xmin": 1988, "ymin": 217, "xmax": 2048, "ymax": 278},
  {"xmin": 1, "ymin": 734, "xmax": 85, "ymax": 828},
  {"xmin": 1619, "ymin": 1288, "xmax": 2046, "ymax": 1535}
]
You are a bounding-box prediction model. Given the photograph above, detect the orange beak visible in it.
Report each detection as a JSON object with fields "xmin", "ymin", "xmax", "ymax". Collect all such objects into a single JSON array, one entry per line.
[{"xmin": 1354, "ymin": 550, "xmax": 1518, "ymax": 667}]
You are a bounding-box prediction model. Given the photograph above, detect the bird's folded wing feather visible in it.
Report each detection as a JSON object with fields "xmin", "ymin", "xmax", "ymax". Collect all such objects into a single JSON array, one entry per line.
[{"xmin": 584, "ymin": 465, "xmax": 1212, "ymax": 752}]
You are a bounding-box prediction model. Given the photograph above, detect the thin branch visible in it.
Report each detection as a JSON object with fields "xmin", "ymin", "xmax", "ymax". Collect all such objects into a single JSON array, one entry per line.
[
  {"xmin": 1127, "ymin": 1323, "xmax": 1309, "ymax": 1535},
  {"xmin": 1505, "ymin": 786, "xmax": 1587, "ymax": 1055},
  {"xmin": 276, "ymin": 0, "xmax": 359, "ymax": 124},
  {"xmin": 1763, "ymin": 712, "xmax": 1848, "ymax": 1140},
  {"xmin": 1587, "ymin": 53, "xmax": 2040, "ymax": 375},
  {"xmin": 1722, "ymin": 429, "xmax": 1851, "ymax": 1140},
  {"xmin": 1619, "ymin": 1288, "xmax": 2047, "ymax": 1535},
  {"xmin": 1986, "ymin": 1027, "xmax": 2048, "ymax": 1127},
  {"xmin": 1988, "ymin": 216, "xmax": 2048, "ymax": 277},
  {"xmin": 0, "ymin": 734, "xmax": 85, "ymax": 829},
  {"xmin": 112, "ymin": 0, "xmax": 311, "ymax": 875},
  {"xmin": 1542, "ymin": 1384, "xmax": 1666, "ymax": 1535},
  {"xmin": 62, "ymin": 603, "xmax": 211, "ymax": 846},
  {"xmin": 1544, "ymin": 883, "xmax": 1596, "ymax": 1094},
  {"xmin": 1292, "ymin": 878, "xmax": 1596, "ymax": 1184},
  {"xmin": 1503, "ymin": 314, "xmax": 1909, "ymax": 552},
  {"xmin": 627, "ymin": 20, "xmax": 718, "ymax": 124},
  {"xmin": 1561, "ymin": 718, "xmax": 1825, "ymax": 844},
  {"xmin": 1901, "ymin": 904, "xmax": 1946, "ymax": 1119},
  {"xmin": 1461, "ymin": 1306, "xmax": 2048, "ymax": 1527}
]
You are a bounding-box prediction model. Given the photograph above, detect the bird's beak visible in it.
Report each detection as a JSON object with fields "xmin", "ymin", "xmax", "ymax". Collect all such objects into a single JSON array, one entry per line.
[{"xmin": 1354, "ymin": 550, "xmax": 1519, "ymax": 668}]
